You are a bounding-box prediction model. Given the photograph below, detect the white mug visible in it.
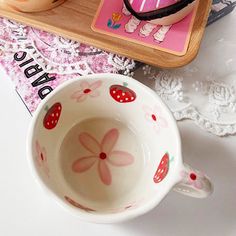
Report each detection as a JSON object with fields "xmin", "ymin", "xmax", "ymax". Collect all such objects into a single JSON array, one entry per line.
[{"xmin": 27, "ymin": 73, "xmax": 213, "ymax": 223}]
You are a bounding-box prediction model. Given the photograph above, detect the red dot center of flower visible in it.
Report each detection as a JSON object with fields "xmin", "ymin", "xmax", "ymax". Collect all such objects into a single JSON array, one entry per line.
[
  {"xmin": 83, "ymin": 88, "xmax": 91, "ymax": 94},
  {"xmin": 40, "ymin": 153, "xmax": 44, "ymax": 161},
  {"xmin": 190, "ymin": 173, "xmax": 197, "ymax": 180},
  {"xmin": 99, "ymin": 152, "xmax": 107, "ymax": 160},
  {"xmin": 151, "ymin": 114, "xmax": 157, "ymax": 121}
]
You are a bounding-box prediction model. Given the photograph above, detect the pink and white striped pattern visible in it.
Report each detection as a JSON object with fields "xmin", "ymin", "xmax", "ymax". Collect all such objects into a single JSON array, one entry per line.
[{"xmin": 130, "ymin": 0, "xmax": 178, "ymax": 12}]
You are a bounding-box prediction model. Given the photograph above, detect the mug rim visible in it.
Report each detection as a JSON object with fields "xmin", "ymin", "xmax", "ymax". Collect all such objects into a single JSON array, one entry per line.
[
  {"xmin": 123, "ymin": 0, "xmax": 196, "ymax": 21},
  {"xmin": 27, "ymin": 73, "xmax": 183, "ymax": 223}
]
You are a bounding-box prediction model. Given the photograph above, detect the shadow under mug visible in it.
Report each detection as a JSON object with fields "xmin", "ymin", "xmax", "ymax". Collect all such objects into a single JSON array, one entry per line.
[
  {"xmin": 27, "ymin": 73, "xmax": 213, "ymax": 223},
  {"xmin": 0, "ymin": 0, "xmax": 66, "ymax": 12}
]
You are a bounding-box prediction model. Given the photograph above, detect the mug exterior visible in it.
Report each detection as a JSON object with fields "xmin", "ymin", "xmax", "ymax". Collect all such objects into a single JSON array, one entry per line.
[
  {"xmin": 148, "ymin": 1, "xmax": 196, "ymax": 25},
  {"xmin": 27, "ymin": 73, "xmax": 212, "ymax": 223},
  {"xmin": 123, "ymin": 0, "xmax": 197, "ymax": 25},
  {"xmin": 0, "ymin": 0, "xmax": 66, "ymax": 12}
]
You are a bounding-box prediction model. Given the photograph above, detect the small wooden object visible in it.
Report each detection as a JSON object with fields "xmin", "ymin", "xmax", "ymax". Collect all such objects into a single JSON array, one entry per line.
[{"xmin": 0, "ymin": 0, "xmax": 212, "ymax": 68}]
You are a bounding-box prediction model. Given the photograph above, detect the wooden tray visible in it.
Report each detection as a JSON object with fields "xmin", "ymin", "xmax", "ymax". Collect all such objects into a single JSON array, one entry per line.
[{"xmin": 0, "ymin": 0, "xmax": 212, "ymax": 68}]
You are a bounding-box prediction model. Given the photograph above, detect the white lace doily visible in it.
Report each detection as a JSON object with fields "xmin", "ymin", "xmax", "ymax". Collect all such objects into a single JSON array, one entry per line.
[{"xmin": 134, "ymin": 10, "xmax": 236, "ymax": 136}]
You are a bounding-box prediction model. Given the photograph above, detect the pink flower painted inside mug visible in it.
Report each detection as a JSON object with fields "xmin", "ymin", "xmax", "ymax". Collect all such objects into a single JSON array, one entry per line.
[
  {"xmin": 123, "ymin": 0, "xmax": 198, "ymax": 25},
  {"xmin": 0, "ymin": 0, "xmax": 66, "ymax": 12},
  {"xmin": 72, "ymin": 128, "xmax": 134, "ymax": 185},
  {"xmin": 28, "ymin": 74, "xmax": 213, "ymax": 224},
  {"xmin": 35, "ymin": 140, "xmax": 49, "ymax": 177},
  {"xmin": 71, "ymin": 80, "xmax": 102, "ymax": 102}
]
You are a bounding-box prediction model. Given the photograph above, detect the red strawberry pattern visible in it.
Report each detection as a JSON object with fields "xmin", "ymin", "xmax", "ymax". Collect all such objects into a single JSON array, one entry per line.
[
  {"xmin": 110, "ymin": 82, "xmax": 136, "ymax": 103},
  {"xmin": 153, "ymin": 152, "xmax": 169, "ymax": 183},
  {"xmin": 43, "ymin": 102, "xmax": 62, "ymax": 130}
]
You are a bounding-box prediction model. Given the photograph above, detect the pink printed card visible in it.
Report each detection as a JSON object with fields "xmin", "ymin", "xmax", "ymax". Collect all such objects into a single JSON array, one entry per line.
[{"xmin": 92, "ymin": 0, "xmax": 199, "ymax": 56}]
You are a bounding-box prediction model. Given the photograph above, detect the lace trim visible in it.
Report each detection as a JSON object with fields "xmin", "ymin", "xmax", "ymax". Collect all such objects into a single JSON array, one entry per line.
[
  {"xmin": 0, "ymin": 18, "xmax": 136, "ymax": 75},
  {"xmin": 174, "ymin": 106, "xmax": 236, "ymax": 136},
  {"xmin": 140, "ymin": 65, "xmax": 236, "ymax": 136}
]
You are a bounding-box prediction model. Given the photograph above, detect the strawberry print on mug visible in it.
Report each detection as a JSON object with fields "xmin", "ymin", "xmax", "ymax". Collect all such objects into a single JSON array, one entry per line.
[
  {"xmin": 71, "ymin": 80, "xmax": 102, "ymax": 102},
  {"xmin": 153, "ymin": 152, "xmax": 169, "ymax": 183},
  {"xmin": 110, "ymin": 82, "xmax": 136, "ymax": 103},
  {"xmin": 43, "ymin": 102, "xmax": 62, "ymax": 130},
  {"xmin": 72, "ymin": 128, "xmax": 134, "ymax": 185},
  {"xmin": 35, "ymin": 140, "xmax": 49, "ymax": 177}
]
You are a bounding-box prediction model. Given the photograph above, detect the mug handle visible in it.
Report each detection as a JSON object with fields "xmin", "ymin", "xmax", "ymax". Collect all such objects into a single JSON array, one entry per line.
[
  {"xmin": 173, "ymin": 164, "xmax": 213, "ymax": 198},
  {"xmin": 123, "ymin": 0, "xmax": 195, "ymax": 21}
]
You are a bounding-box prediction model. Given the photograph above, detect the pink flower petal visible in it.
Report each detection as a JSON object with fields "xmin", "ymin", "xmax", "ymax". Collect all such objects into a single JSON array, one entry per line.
[
  {"xmin": 36, "ymin": 141, "xmax": 47, "ymax": 165},
  {"xmin": 98, "ymin": 160, "xmax": 112, "ymax": 185},
  {"xmin": 145, "ymin": 113, "xmax": 154, "ymax": 122},
  {"xmin": 89, "ymin": 80, "xmax": 102, "ymax": 90},
  {"xmin": 43, "ymin": 165, "xmax": 50, "ymax": 177},
  {"xmin": 79, "ymin": 132, "xmax": 101, "ymax": 154},
  {"xmin": 64, "ymin": 196, "xmax": 95, "ymax": 212},
  {"xmin": 154, "ymin": 105, "xmax": 163, "ymax": 115},
  {"xmin": 72, "ymin": 156, "xmax": 97, "ymax": 172},
  {"xmin": 80, "ymin": 81, "xmax": 90, "ymax": 90},
  {"xmin": 188, "ymin": 178, "xmax": 194, "ymax": 184},
  {"xmin": 154, "ymin": 124, "xmax": 161, "ymax": 133},
  {"xmin": 143, "ymin": 105, "xmax": 153, "ymax": 114},
  {"xmin": 158, "ymin": 117, "xmax": 168, "ymax": 128},
  {"xmin": 35, "ymin": 140, "xmax": 41, "ymax": 156},
  {"xmin": 194, "ymin": 181, "xmax": 203, "ymax": 190},
  {"xmin": 101, "ymin": 129, "xmax": 119, "ymax": 154},
  {"xmin": 41, "ymin": 147, "xmax": 47, "ymax": 162},
  {"xmin": 89, "ymin": 90, "xmax": 100, "ymax": 98},
  {"xmin": 108, "ymin": 151, "xmax": 134, "ymax": 166},
  {"xmin": 73, "ymin": 93, "xmax": 87, "ymax": 102},
  {"xmin": 71, "ymin": 90, "xmax": 83, "ymax": 99},
  {"xmin": 180, "ymin": 170, "xmax": 187, "ymax": 178}
]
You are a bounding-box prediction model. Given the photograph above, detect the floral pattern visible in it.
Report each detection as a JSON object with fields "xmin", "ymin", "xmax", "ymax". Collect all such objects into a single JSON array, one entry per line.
[
  {"xmin": 64, "ymin": 196, "xmax": 95, "ymax": 212},
  {"xmin": 155, "ymin": 71, "xmax": 184, "ymax": 102},
  {"xmin": 208, "ymin": 82, "xmax": 235, "ymax": 106},
  {"xmin": 107, "ymin": 202, "xmax": 138, "ymax": 213},
  {"xmin": 141, "ymin": 61, "xmax": 236, "ymax": 136},
  {"xmin": 143, "ymin": 105, "xmax": 168, "ymax": 133},
  {"xmin": 192, "ymin": 80, "xmax": 236, "ymax": 120},
  {"xmin": 107, "ymin": 13, "xmax": 122, "ymax": 29},
  {"xmin": 72, "ymin": 128, "xmax": 134, "ymax": 185},
  {"xmin": 35, "ymin": 140, "xmax": 49, "ymax": 177},
  {"xmin": 208, "ymin": 82, "xmax": 236, "ymax": 119},
  {"xmin": 71, "ymin": 80, "xmax": 102, "ymax": 102},
  {"xmin": 180, "ymin": 166, "xmax": 205, "ymax": 190}
]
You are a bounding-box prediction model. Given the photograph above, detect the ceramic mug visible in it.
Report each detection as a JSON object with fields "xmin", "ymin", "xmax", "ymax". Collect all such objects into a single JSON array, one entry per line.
[
  {"xmin": 27, "ymin": 73, "xmax": 213, "ymax": 223},
  {"xmin": 123, "ymin": 0, "xmax": 197, "ymax": 25},
  {"xmin": 0, "ymin": 0, "xmax": 66, "ymax": 12}
]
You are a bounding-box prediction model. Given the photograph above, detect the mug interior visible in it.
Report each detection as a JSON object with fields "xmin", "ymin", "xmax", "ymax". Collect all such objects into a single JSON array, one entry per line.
[{"xmin": 28, "ymin": 74, "xmax": 182, "ymax": 222}]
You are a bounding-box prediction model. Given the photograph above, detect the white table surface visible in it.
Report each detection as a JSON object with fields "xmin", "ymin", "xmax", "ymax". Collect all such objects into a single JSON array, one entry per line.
[{"xmin": 1, "ymin": 12, "xmax": 236, "ymax": 236}]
